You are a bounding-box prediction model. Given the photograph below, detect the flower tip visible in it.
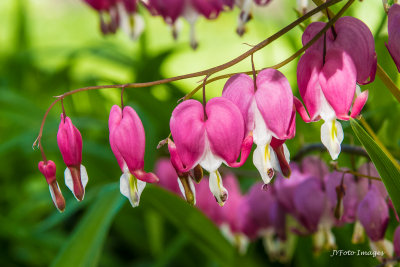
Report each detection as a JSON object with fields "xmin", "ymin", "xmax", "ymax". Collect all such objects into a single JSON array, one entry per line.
[
  {"xmin": 48, "ymin": 181, "xmax": 66, "ymax": 212},
  {"xmin": 64, "ymin": 165, "xmax": 89, "ymax": 201}
]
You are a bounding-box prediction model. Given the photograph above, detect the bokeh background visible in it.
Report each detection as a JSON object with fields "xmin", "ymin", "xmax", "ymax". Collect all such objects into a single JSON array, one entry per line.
[{"xmin": 1, "ymin": 0, "xmax": 400, "ymax": 266}]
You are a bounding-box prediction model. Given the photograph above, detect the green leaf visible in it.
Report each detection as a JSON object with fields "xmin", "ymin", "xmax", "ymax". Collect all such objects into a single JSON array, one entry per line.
[
  {"xmin": 142, "ymin": 186, "xmax": 236, "ymax": 266},
  {"xmin": 51, "ymin": 183, "xmax": 124, "ymax": 267},
  {"xmin": 350, "ymin": 119, "xmax": 400, "ymax": 215}
]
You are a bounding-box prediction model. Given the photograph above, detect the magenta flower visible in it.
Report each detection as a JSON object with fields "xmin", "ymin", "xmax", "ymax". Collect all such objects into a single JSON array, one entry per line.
[
  {"xmin": 169, "ymin": 97, "xmax": 253, "ymax": 206},
  {"xmin": 357, "ymin": 185, "xmax": 389, "ymax": 242},
  {"xmin": 386, "ymin": 4, "xmax": 400, "ymax": 72},
  {"xmin": 57, "ymin": 114, "xmax": 88, "ymax": 201},
  {"xmin": 295, "ymin": 48, "xmax": 369, "ymax": 160},
  {"xmin": 38, "ymin": 160, "xmax": 66, "ymax": 212},
  {"xmin": 154, "ymin": 158, "xmax": 181, "ymax": 195},
  {"xmin": 222, "ymin": 69, "xmax": 296, "ymax": 184},
  {"xmin": 109, "ymin": 105, "xmax": 159, "ymax": 207}
]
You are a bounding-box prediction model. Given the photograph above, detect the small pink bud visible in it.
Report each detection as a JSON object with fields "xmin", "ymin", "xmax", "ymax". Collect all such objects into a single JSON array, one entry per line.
[
  {"xmin": 38, "ymin": 160, "xmax": 66, "ymax": 212},
  {"xmin": 57, "ymin": 114, "xmax": 88, "ymax": 201}
]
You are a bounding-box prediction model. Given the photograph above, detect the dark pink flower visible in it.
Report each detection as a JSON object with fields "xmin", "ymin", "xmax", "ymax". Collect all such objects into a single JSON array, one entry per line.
[{"xmin": 57, "ymin": 114, "xmax": 88, "ymax": 201}]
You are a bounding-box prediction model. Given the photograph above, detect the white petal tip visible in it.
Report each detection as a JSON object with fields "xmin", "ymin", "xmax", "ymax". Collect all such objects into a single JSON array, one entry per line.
[{"xmin": 120, "ymin": 172, "xmax": 146, "ymax": 208}]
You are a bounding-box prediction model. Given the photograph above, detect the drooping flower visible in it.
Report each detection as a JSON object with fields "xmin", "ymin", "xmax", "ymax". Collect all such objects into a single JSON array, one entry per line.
[
  {"xmin": 109, "ymin": 105, "xmax": 159, "ymax": 207},
  {"xmin": 386, "ymin": 4, "xmax": 400, "ymax": 72},
  {"xmin": 38, "ymin": 160, "xmax": 66, "ymax": 212},
  {"xmin": 168, "ymin": 97, "xmax": 253, "ymax": 206},
  {"xmin": 295, "ymin": 49, "xmax": 369, "ymax": 160},
  {"xmin": 357, "ymin": 185, "xmax": 389, "ymax": 242},
  {"xmin": 357, "ymin": 185, "xmax": 393, "ymax": 259},
  {"xmin": 57, "ymin": 114, "xmax": 88, "ymax": 201},
  {"xmin": 235, "ymin": 0, "xmax": 272, "ymax": 36},
  {"xmin": 222, "ymin": 69, "xmax": 296, "ymax": 184},
  {"xmin": 295, "ymin": 17, "xmax": 375, "ymax": 160}
]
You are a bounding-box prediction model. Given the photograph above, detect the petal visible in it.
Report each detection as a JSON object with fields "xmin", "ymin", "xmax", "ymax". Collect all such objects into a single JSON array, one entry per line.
[
  {"xmin": 253, "ymin": 143, "xmax": 279, "ymax": 184},
  {"xmin": 205, "ymin": 97, "xmax": 244, "ymax": 164},
  {"xmin": 120, "ymin": 171, "xmax": 146, "ymax": 208},
  {"xmin": 319, "ymin": 49, "xmax": 357, "ymax": 118},
  {"xmin": 177, "ymin": 175, "xmax": 196, "ymax": 205},
  {"xmin": 294, "ymin": 97, "xmax": 313, "ymax": 123},
  {"xmin": 387, "ymin": 5, "xmax": 400, "ymax": 72},
  {"xmin": 57, "ymin": 114, "xmax": 83, "ymax": 166},
  {"xmin": 302, "ymin": 21, "xmax": 334, "ymax": 52},
  {"xmin": 255, "ymin": 69, "xmax": 294, "ymax": 139},
  {"xmin": 253, "ymin": 102, "xmax": 273, "ymax": 145},
  {"xmin": 199, "ymin": 137, "xmax": 223, "ymax": 173},
  {"xmin": 109, "ymin": 106, "xmax": 125, "ymax": 171},
  {"xmin": 48, "ymin": 181, "xmax": 66, "ymax": 212},
  {"xmin": 209, "ymin": 170, "xmax": 228, "ymax": 206},
  {"xmin": 133, "ymin": 169, "xmax": 159, "ymax": 183},
  {"xmin": 350, "ymin": 90, "xmax": 368, "ymax": 118},
  {"xmin": 222, "ymin": 74, "xmax": 255, "ymax": 134},
  {"xmin": 272, "ymin": 143, "xmax": 291, "ymax": 178},
  {"xmin": 111, "ymin": 106, "xmax": 146, "ymax": 172},
  {"xmin": 297, "ymin": 51, "xmax": 324, "ymax": 120},
  {"xmin": 334, "ymin": 17, "xmax": 377, "ymax": 84},
  {"xmin": 64, "ymin": 166, "xmax": 85, "ymax": 201},
  {"xmin": 320, "ymin": 119, "xmax": 344, "ymax": 160},
  {"xmin": 227, "ymin": 133, "xmax": 253, "ymax": 168},
  {"xmin": 170, "ymin": 99, "xmax": 206, "ymax": 171}
]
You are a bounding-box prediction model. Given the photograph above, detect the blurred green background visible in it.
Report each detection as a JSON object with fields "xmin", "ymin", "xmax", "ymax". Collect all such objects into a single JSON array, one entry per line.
[{"xmin": 1, "ymin": 0, "xmax": 400, "ymax": 266}]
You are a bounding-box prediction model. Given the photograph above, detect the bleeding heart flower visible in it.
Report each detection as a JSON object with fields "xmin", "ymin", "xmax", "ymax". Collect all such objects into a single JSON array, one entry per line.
[
  {"xmin": 109, "ymin": 105, "xmax": 159, "ymax": 207},
  {"xmin": 169, "ymin": 97, "xmax": 253, "ymax": 206},
  {"xmin": 222, "ymin": 69, "xmax": 296, "ymax": 184},
  {"xmin": 38, "ymin": 160, "xmax": 66, "ymax": 212},
  {"xmin": 57, "ymin": 114, "xmax": 88, "ymax": 201},
  {"xmin": 386, "ymin": 4, "xmax": 400, "ymax": 72},
  {"xmin": 295, "ymin": 48, "xmax": 369, "ymax": 160},
  {"xmin": 357, "ymin": 185, "xmax": 389, "ymax": 242}
]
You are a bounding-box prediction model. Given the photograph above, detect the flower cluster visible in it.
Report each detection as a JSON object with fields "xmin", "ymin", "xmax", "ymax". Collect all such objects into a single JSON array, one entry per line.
[
  {"xmin": 82, "ymin": 0, "xmax": 275, "ymax": 48},
  {"xmin": 38, "ymin": 106, "xmax": 159, "ymax": 211},
  {"xmin": 156, "ymin": 156, "xmax": 397, "ymax": 262}
]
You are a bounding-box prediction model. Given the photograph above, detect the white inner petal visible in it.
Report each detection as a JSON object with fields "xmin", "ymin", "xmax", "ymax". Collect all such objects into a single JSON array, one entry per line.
[
  {"xmin": 198, "ymin": 136, "xmax": 223, "ymax": 173},
  {"xmin": 80, "ymin": 164, "xmax": 89, "ymax": 189},
  {"xmin": 209, "ymin": 170, "xmax": 228, "ymax": 206},
  {"xmin": 317, "ymin": 84, "xmax": 336, "ymax": 122},
  {"xmin": 64, "ymin": 167, "xmax": 74, "ymax": 197},
  {"xmin": 253, "ymin": 101, "xmax": 273, "ymax": 146},
  {"xmin": 120, "ymin": 171, "xmax": 146, "ymax": 208},
  {"xmin": 253, "ymin": 143, "xmax": 280, "ymax": 184},
  {"xmin": 49, "ymin": 182, "xmax": 62, "ymax": 212},
  {"xmin": 177, "ymin": 177, "xmax": 196, "ymax": 205},
  {"xmin": 320, "ymin": 119, "xmax": 344, "ymax": 160}
]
